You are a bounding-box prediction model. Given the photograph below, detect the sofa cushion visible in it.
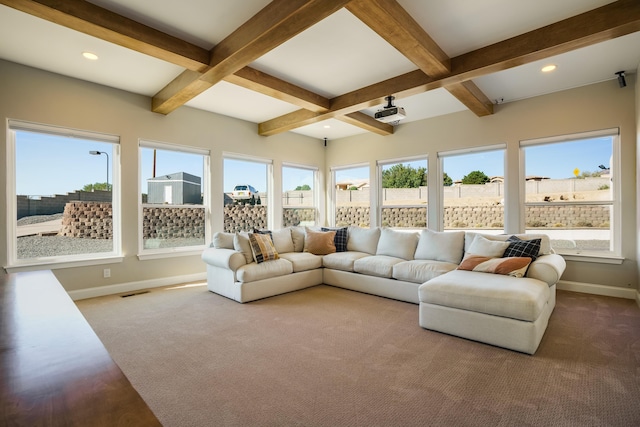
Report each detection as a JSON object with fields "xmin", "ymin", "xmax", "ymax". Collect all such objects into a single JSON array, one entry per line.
[
  {"xmin": 233, "ymin": 232, "xmax": 254, "ymax": 264},
  {"xmin": 414, "ymin": 229, "xmax": 465, "ymax": 264},
  {"xmin": 418, "ymin": 270, "xmax": 550, "ymax": 322},
  {"xmin": 278, "ymin": 252, "xmax": 323, "ymax": 272},
  {"xmin": 354, "ymin": 255, "xmax": 404, "ymax": 278},
  {"xmin": 467, "ymin": 235, "xmax": 510, "ymax": 258},
  {"xmin": 392, "ymin": 260, "xmax": 458, "ymax": 284},
  {"xmin": 249, "ymin": 233, "xmax": 279, "ymax": 264},
  {"xmin": 503, "ymin": 235, "xmax": 541, "ymax": 261},
  {"xmin": 458, "ymin": 254, "xmax": 532, "ymax": 278},
  {"xmin": 304, "ymin": 228, "xmax": 337, "ymax": 255},
  {"xmin": 236, "ymin": 259, "xmax": 293, "ymax": 283},
  {"xmin": 213, "ymin": 232, "xmax": 235, "ymax": 249},
  {"xmin": 321, "ymin": 227, "xmax": 348, "ymax": 252},
  {"xmin": 376, "ymin": 228, "xmax": 419, "ymax": 260},
  {"xmin": 322, "ymin": 251, "xmax": 371, "ymax": 272},
  {"xmin": 347, "ymin": 227, "xmax": 381, "ymax": 254}
]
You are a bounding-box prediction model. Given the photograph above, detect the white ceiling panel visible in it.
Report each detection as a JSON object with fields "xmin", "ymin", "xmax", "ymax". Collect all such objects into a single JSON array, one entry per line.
[
  {"xmin": 250, "ymin": 8, "xmax": 418, "ymax": 98},
  {"xmin": 186, "ymin": 81, "xmax": 300, "ymax": 123},
  {"xmin": 0, "ymin": 5, "xmax": 183, "ymax": 96},
  {"xmin": 475, "ymin": 31, "xmax": 640, "ymax": 104}
]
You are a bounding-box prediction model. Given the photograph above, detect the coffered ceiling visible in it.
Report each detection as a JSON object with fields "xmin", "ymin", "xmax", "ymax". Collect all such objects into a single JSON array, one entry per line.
[{"xmin": 0, "ymin": 0, "xmax": 639, "ymax": 141}]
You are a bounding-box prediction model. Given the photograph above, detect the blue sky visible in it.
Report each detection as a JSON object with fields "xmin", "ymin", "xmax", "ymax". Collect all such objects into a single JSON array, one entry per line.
[{"xmin": 15, "ymin": 131, "xmax": 612, "ymax": 196}]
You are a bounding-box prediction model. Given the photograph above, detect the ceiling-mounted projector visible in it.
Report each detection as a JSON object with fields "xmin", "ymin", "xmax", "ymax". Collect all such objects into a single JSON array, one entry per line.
[{"xmin": 374, "ymin": 95, "xmax": 406, "ymax": 123}]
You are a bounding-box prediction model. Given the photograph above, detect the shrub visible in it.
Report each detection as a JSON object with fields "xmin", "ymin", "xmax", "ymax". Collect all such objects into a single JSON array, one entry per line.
[
  {"xmin": 527, "ymin": 220, "xmax": 546, "ymax": 227},
  {"xmin": 451, "ymin": 221, "xmax": 467, "ymax": 228}
]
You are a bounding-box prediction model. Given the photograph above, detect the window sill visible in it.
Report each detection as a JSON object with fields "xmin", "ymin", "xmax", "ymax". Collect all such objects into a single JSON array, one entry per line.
[
  {"xmin": 4, "ymin": 255, "xmax": 124, "ymax": 273},
  {"xmin": 560, "ymin": 253, "xmax": 624, "ymax": 265},
  {"xmin": 137, "ymin": 247, "xmax": 206, "ymax": 261}
]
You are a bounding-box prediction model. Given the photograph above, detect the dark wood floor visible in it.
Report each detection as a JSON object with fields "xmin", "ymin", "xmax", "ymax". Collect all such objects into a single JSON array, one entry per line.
[{"xmin": 1, "ymin": 270, "xmax": 161, "ymax": 426}]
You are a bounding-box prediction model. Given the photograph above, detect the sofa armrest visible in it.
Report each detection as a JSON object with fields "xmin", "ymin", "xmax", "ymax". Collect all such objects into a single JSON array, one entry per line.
[
  {"xmin": 526, "ymin": 254, "xmax": 566, "ymax": 286},
  {"xmin": 202, "ymin": 248, "xmax": 247, "ymax": 271}
]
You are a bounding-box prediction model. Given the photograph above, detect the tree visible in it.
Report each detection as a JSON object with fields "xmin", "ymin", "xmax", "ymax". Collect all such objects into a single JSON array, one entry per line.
[
  {"xmin": 82, "ymin": 182, "xmax": 112, "ymax": 191},
  {"xmin": 461, "ymin": 170, "xmax": 490, "ymax": 185},
  {"xmin": 382, "ymin": 164, "xmax": 426, "ymax": 188},
  {"xmin": 443, "ymin": 172, "xmax": 453, "ymax": 186},
  {"xmin": 294, "ymin": 184, "xmax": 311, "ymax": 190}
]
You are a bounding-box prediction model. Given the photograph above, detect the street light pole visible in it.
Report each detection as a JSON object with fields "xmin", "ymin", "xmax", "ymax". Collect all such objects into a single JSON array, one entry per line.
[{"xmin": 89, "ymin": 150, "xmax": 110, "ymax": 189}]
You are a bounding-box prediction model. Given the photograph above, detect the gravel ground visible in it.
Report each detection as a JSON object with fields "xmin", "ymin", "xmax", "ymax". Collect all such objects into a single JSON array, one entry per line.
[{"xmin": 17, "ymin": 213, "xmax": 63, "ymax": 226}]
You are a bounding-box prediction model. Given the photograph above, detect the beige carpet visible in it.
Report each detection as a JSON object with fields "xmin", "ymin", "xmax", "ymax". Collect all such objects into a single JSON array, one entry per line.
[{"xmin": 77, "ymin": 284, "xmax": 640, "ymax": 427}]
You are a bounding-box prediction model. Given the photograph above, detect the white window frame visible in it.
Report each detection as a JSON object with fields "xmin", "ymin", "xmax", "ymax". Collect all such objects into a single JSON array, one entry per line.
[
  {"xmin": 138, "ymin": 139, "xmax": 211, "ymax": 260},
  {"xmin": 5, "ymin": 119, "xmax": 122, "ymax": 271},
  {"xmin": 437, "ymin": 144, "xmax": 506, "ymax": 232},
  {"xmin": 282, "ymin": 162, "xmax": 320, "ymax": 227},
  {"xmin": 330, "ymin": 163, "xmax": 370, "ymax": 227},
  {"xmin": 223, "ymin": 152, "xmax": 274, "ymax": 231},
  {"xmin": 520, "ymin": 128, "xmax": 621, "ymax": 262},
  {"xmin": 377, "ymin": 155, "xmax": 428, "ymax": 229}
]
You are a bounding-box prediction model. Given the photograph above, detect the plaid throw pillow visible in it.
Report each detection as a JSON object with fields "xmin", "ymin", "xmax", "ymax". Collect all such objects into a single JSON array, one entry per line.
[
  {"xmin": 248, "ymin": 232, "xmax": 279, "ymax": 264},
  {"xmin": 502, "ymin": 235, "xmax": 541, "ymax": 261},
  {"xmin": 253, "ymin": 228, "xmax": 273, "ymax": 242},
  {"xmin": 321, "ymin": 227, "xmax": 348, "ymax": 252}
]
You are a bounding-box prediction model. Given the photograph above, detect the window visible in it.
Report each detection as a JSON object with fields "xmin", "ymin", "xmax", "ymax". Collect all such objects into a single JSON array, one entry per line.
[
  {"xmin": 139, "ymin": 141, "xmax": 209, "ymax": 255},
  {"xmin": 521, "ymin": 129, "xmax": 619, "ymax": 256},
  {"xmin": 7, "ymin": 120, "xmax": 120, "ymax": 269},
  {"xmin": 282, "ymin": 164, "xmax": 318, "ymax": 227},
  {"xmin": 439, "ymin": 146, "xmax": 505, "ymax": 232},
  {"xmin": 332, "ymin": 164, "xmax": 370, "ymax": 227},
  {"xmin": 378, "ymin": 157, "xmax": 427, "ymax": 228},
  {"xmin": 223, "ymin": 155, "xmax": 271, "ymax": 232}
]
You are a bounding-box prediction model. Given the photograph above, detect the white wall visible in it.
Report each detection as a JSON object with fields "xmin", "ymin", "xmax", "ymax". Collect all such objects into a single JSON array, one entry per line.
[
  {"xmin": 325, "ymin": 78, "xmax": 638, "ymax": 291},
  {"xmin": 0, "ymin": 59, "xmax": 326, "ymax": 292}
]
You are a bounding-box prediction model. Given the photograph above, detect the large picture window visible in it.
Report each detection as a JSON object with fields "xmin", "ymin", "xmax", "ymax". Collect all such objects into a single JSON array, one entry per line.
[
  {"xmin": 378, "ymin": 157, "xmax": 427, "ymax": 228},
  {"xmin": 439, "ymin": 146, "xmax": 505, "ymax": 232},
  {"xmin": 521, "ymin": 129, "xmax": 619, "ymax": 256},
  {"xmin": 223, "ymin": 155, "xmax": 271, "ymax": 232},
  {"xmin": 332, "ymin": 164, "xmax": 370, "ymax": 227},
  {"xmin": 7, "ymin": 120, "xmax": 120, "ymax": 269},
  {"xmin": 139, "ymin": 141, "xmax": 209, "ymax": 255},
  {"xmin": 282, "ymin": 164, "xmax": 318, "ymax": 227}
]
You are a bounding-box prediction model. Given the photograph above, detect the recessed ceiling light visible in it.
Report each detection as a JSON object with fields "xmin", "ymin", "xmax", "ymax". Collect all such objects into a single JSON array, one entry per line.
[
  {"xmin": 541, "ymin": 64, "xmax": 556, "ymax": 73},
  {"xmin": 82, "ymin": 51, "xmax": 99, "ymax": 61},
  {"xmin": 323, "ymin": 125, "xmax": 331, "ymax": 129}
]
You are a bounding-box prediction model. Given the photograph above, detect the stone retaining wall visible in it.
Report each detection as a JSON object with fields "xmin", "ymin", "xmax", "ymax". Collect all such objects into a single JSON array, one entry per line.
[
  {"xmin": 60, "ymin": 202, "xmax": 113, "ymax": 239},
  {"xmin": 143, "ymin": 206, "xmax": 205, "ymax": 239},
  {"xmin": 224, "ymin": 205, "xmax": 267, "ymax": 233}
]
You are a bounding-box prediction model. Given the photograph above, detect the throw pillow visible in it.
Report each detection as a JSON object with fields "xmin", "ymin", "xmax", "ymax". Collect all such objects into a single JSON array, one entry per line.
[
  {"xmin": 271, "ymin": 228, "xmax": 295, "ymax": 254},
  {"xmin": 467, "ymin": 235, "xmax": 510, "ymax": 258},
  {"xmin": 321, "ymin": 227, "xmax": 348, "ymax": 252},
  {"xmin": 503, "ymin": 235, "xmax": 541, "ymax": 261},
  {"xmin": 458, "ymin": 254, "xmax": 532, "ymax": 278},
  {"xmin": 253, "ymin": 228, "xmax": 273, "ymax": 240},
  {"xmin": 248, "ymin": 232, "xmax": 279, "ymax": 264},
  {"xmin": 304, "ymin": 228, "xmax": 337, "ymax": 255}
]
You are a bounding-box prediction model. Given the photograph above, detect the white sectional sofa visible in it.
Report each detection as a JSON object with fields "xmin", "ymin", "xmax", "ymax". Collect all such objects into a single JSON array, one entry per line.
[{"xmin": 201, "ymin": 226, "xmax": 566, "ymax": 354}]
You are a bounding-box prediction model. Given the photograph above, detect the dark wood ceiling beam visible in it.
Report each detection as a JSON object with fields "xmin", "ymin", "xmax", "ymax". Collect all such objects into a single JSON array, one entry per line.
[
  {"xmin": 152, "ymin": 0, "xmax": 354, "ymax": 114},
  {"xmin": 0, "ymin": 0, "xmax": 210, "ymax": 71},
  {"xmin": 347, "ymin": 0, "xmax": 492, "ymax": 117},
  {"xmin": 259, "ymin": 70, "xmax": 432, "ymax": 136},
  {"xmin": 338, "ymin": 112, "xmax": 394, "ymax": 136},
  {"xmin": 224, "ymin": 67, "xmax": 330, "ymax": 113},
  {"xmin": 260, "ymin": 0, "xmax": 640, "ymax": 135},
  {"xmin": 449, "ymin": 0, "xmax": 640, "ymax": 83},
  {"xmin": 346, "ymin": 0, "xmax": 450, "ymax": 76}
]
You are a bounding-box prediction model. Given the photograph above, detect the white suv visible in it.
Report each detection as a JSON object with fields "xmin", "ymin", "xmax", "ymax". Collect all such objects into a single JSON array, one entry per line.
[{"xmin": 231, "ymin": 184, "xmax": 260, "ymax": 204}]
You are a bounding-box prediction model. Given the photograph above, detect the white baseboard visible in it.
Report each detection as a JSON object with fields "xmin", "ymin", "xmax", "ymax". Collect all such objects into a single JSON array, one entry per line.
[
  {"xmin": 68, "ymin": 272, "xmax": 207, "ymax": 301},
  {"xmin": 557, "ymin": 280, "xmax": 637, "ymax": 300}
]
